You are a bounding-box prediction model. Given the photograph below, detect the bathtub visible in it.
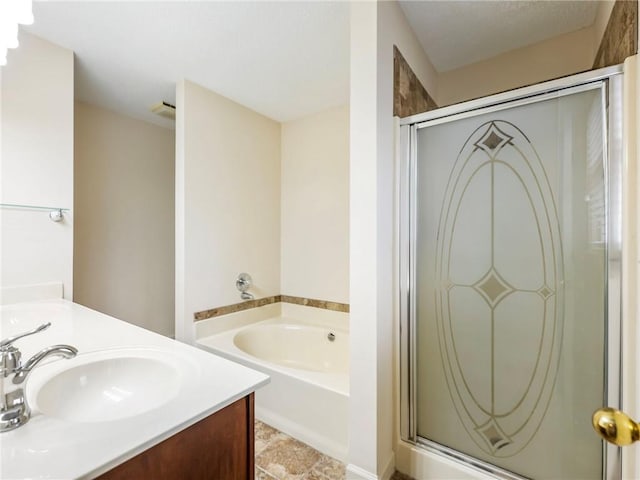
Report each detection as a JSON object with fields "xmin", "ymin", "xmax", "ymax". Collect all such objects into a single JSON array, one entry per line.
[{"xmin": 196, "ymin": 303, "xmax": 349, "ymax": 461}]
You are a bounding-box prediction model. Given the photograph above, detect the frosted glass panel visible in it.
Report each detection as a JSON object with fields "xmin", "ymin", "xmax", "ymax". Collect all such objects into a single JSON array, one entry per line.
[{"xmin": 415, "ymin": 88, "xmax": 606, "ymax": 479}]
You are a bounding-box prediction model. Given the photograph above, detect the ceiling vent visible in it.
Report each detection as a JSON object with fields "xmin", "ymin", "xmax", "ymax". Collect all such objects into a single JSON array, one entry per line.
[{"xmin": 150, "ymin": 101, "xmax": 176, "ymax": 120}]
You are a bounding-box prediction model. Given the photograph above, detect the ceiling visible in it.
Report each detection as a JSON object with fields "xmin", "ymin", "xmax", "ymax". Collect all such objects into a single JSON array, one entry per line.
[
  {"xmin": 23, "ymin": 1, "xmax": 600, "ymax": 129},
  {"xmin": 400, "ymin": 0, "xmax": 600, "ymax": 72},
  {"xmin": 25, "ymin": 1, "xmax": 350, "ymax": 128}
]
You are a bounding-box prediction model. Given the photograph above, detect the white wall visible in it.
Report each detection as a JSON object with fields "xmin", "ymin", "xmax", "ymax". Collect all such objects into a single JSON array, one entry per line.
[
  {"xmin": 349, "ymin": 3, "xmax": 380, "ymax": 476},
  {"xmin": 74, "ymin": 102, "xmax": 175, "ymax": 337},
  {"xmin": 175, "ymin": 79, "xmax": 281, "ymax": 343},
  {"xmin": 0, "ymin": 32, "xmax": 74, "ymax": 299},
  {"xmin": 349, "ymin": 1, "xmax": 439, "ymax": 478},
  {"xmin": 280, "ymin": 105, "xmax": 349, "ymax": 304}
]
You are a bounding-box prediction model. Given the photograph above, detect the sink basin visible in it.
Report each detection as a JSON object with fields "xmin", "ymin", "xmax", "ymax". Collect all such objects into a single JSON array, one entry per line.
[{"xmin": 30, "ymin": 349, "xmax": 185, "ymax": 423}]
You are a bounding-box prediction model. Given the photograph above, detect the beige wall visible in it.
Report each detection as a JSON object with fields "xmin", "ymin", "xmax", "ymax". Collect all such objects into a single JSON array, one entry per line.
[
  {"xmin": 0, "ymin": 32, "xmax": 74, "ymax": 299},
  {"xmin": 175, "ymin": 79, "xmax": 281, "ymax": 343},
  {"xmin": 74, "ymin": 102, "xmax": 175, "ymax": 336},
  {"xmin": 436, "ymin": 1, "xmax": 621, "ymax": 107},
  {"xmin": 280, "ymin": 105, "xmax": 349, "ymax": 304},
  {"xmin": 594, "ymin": 0, "xmax": 617, "ymax": 48},
  {"xmin": 438, "ymin": 26, "xmax": 597, "ymax": 106}
]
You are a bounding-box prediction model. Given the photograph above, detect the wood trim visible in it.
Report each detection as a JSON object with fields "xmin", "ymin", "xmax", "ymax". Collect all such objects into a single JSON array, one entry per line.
[{"xmin": 247, "ymin": 393, "xmax": 255, "ymax": 479}]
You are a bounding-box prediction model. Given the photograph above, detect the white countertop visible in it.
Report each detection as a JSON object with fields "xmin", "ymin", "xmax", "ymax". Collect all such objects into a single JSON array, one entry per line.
[{"xmin": 0, "ymin": 299, "xmax": 270, "ymax": 479}]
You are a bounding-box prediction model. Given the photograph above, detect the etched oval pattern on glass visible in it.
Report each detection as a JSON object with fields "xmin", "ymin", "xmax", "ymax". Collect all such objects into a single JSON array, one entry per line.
[{"xmin": 435, "ymin": 120, "xmax": 564, "ymax": 457}]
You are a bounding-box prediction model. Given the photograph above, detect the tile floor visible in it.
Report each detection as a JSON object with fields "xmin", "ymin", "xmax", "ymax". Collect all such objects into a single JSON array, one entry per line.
[
  {"xmin": 254, "ymin": 420, "xmax": 414, "ymax": 480},
  {"xmin": 255, "ymin": 420, "xmax": 343, "ymax": 479}
]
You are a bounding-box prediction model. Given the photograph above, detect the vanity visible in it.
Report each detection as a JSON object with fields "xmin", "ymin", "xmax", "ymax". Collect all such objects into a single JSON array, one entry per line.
[{"xmin": 0, "ymin": 299, "xmax": 269, "ymax": 479}]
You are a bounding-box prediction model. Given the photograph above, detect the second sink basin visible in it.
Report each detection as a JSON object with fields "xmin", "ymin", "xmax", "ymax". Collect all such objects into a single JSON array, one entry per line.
[{"xmin": 29, "ymin": 348, "xmax": 193, "ymax": 423}]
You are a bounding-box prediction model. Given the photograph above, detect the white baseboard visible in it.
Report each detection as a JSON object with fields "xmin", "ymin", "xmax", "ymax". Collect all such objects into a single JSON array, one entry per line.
[
  {"xmin": 255, "ymin": 406, "xmax": 347, "ymax": 462},
  {"xmin": 346, "ymin": 452, "xmax": 395, "ymax": 480},
  {"xmin": 346, "ymin": 464, "xmax": 379, "ymax": 480}
]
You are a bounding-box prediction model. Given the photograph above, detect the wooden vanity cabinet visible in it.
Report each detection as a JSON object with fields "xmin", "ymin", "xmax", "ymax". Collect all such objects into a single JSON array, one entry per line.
[{"xmin": 98, "ymin": 393, "xmax": 255, "ymax": 480}]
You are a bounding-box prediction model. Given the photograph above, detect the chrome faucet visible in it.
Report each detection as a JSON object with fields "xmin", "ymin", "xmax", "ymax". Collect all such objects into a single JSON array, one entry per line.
[
  {"xmin": 236, "ymin": 273, "xmax": 255, "ymax": 300},
  {"xmin": 0, "ymin": 322, "xmax": 77, "ymax": 432}
]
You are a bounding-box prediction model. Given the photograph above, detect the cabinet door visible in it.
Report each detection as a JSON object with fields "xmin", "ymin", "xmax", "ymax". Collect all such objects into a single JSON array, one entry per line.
[{"xmin": 99, "ymin": 394, "xmax": 255, "ymax": 480}]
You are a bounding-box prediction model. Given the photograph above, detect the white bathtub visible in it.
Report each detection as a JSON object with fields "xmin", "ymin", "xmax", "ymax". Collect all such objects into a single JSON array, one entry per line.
[
  {"xmin": 234, "ymin": 322, "xmax": 348, "ymax": 374},
  {"xmin": 196, "ymin": 303, "xmax": 349, "ymax": 461}
]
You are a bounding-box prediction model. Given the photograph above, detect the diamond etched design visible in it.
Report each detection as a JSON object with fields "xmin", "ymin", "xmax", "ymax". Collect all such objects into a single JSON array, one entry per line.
[
  {"xmin": 483, "ymin": 131, "xmax": 503, "ymax": 150},
  {"xmin": 473, "ymin": 268, "xmax": 514, "ymax": 307},
  {"xmin": 474, "ymin": 122, "xmax": 513, "ymax": 155},
  {"xmin": 476, "ymin": 420, "xmax": 512, "ymax": 452},
  {"xmin": 537, "ymin": 285, "xmax": 554, "ymax": 300}
]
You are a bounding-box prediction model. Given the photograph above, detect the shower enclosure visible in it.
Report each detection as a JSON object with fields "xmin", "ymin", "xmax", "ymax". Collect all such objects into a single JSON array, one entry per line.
[{"xmin": 399, "ymin": 66, "xmax": 624, "ymax": 479}]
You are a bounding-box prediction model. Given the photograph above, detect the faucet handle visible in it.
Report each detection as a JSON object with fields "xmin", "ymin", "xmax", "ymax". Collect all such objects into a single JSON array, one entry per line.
[{"xmin": 0, "ymin": 322, "xmax": 51, "ymax": 350}]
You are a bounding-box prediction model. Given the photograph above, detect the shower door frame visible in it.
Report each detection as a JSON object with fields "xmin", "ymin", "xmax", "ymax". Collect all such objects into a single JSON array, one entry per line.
[{"xmin": 398, "ymin": 65, "xmax": 624, "ymax": 480}]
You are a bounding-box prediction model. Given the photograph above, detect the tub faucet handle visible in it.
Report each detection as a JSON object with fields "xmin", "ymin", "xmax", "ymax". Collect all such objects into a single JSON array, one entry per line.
[
  {"xmin": 236, "ymin": 273, "xmax": 254, "ymax": 300},
  {"xmin": 236, "ymin": 273, "xmax": 252, "ymax": 292}
]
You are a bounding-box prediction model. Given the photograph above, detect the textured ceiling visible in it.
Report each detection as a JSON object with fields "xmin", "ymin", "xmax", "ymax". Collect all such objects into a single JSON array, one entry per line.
[
  {"xmin": 22, "ymin": 1, "xmax": 601, "ymax": 128},
  {"xmin": 24, "ymin": 1, "xmax": 350, "ymax": 127},
  {"xmin": 400, "ymin": 0, "xmax": 600, "ymax": 72}
]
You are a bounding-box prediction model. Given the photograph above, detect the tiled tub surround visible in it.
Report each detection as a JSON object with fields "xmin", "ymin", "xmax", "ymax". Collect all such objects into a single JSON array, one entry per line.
[
  {"xmin": 194, "ymin": 294, "xmax": 349, "ymax": 321},
  {"xmin": 393, "ymin": 45, "xmax": 438, "ymax": 118},
  {"xmin": 197, "ymin": 303, "xmax": 349, "ymax": 462},
  {"xmin": 592, "ymin": 0, "xmax": 638, "ymax": 69}
]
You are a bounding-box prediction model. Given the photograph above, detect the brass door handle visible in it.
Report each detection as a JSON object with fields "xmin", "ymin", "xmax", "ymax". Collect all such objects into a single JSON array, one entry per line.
[{"xmin": 593, "ymin": 408, "xmax": 640, "ymax": 446}]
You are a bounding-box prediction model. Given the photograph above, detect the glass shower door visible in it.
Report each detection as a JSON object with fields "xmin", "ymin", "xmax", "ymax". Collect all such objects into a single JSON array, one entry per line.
[{"xmin": 408, "ymin": 82, "xmax": 618, "ymax": 479}]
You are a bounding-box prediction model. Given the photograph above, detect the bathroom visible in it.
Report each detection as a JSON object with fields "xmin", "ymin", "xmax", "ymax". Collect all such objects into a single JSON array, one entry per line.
[{"xmin": 1, "ymin": 1, "xmax": 639, "ymax": 480}]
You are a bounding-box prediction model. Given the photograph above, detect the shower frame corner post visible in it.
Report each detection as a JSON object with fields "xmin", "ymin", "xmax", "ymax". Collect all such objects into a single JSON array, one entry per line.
[
  {"xmin": 398, "ymin": 65, "xmax": 625, "ymax": 480},
  {"xmin": 398, "ymin": 122, "xmax": 417, "ymax": 443},
  {"xmin": 604, "ymin": 71, "xmax": 624, "ymax": 480}
]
